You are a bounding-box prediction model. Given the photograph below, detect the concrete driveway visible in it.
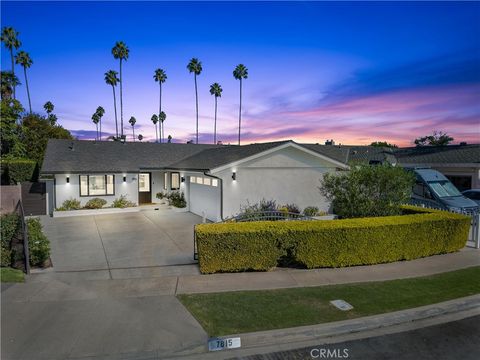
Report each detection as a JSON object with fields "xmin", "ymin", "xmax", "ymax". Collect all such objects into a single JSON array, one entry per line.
[{"xmin": 41, "ymin": 208, "xmax": 202, "ymax": 274}]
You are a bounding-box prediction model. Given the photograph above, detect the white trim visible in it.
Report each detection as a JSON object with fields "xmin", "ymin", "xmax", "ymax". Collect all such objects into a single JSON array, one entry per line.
[{"xmin": 210, "ymin": 142, "xmax": 349, "ymax": 173}]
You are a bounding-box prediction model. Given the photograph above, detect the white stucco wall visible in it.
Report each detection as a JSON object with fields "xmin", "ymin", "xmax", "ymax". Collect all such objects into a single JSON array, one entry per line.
[
  {"xmin": 213, "ymin": 146, "xmax": 339, "ymax": 219},
  {"xmin": 54, "ymin": 173, "xmax": 139, "ymax": 208}
]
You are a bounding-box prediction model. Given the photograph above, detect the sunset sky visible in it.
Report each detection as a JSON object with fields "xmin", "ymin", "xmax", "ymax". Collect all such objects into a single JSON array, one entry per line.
[{"xmin": 2, "ymin": 1, "xmax": 479, "ymax": 146}]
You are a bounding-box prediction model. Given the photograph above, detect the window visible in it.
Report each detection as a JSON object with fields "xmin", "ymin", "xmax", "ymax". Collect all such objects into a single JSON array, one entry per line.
[
  {"xmin": 204, "ymin": 178, "xmax": 211, "ymax": 186},
  {"xmin": 139, "ymin": 173, "xmax": 150, "ymax": 192},
  {"xmin": 211, "ymin": 179, "xmax": 218, "ymax": 187},
  {"xmin": 429, "ymin": 181, "xmax": 461, "ymax": 198},
  {"xmin": 164, "ymin": 173, "xmax": 168, "ymax": 190},
  {"xmin": 196, "ymin": 177, "xmax": 203, "ymax": 185},
  {"xmin": 190, "ymin": 176, "xmax": 196, "ymax": 183},
  {"xmin": 171, "ymin": 172, "xmax": 180, "ymax": 190},
  {"xmin": 79, "ymin": 175, "xmax": 115, "ymax": 196}
]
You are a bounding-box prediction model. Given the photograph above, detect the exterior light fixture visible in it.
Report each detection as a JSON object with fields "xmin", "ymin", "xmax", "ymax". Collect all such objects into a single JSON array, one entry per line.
[
  {"xmin": 123, "ymin": 176, "xmax": 127, "ymax": 182},
  {"xmin": 66, "ymin": 176, "xmax": 70, "ymax": 183},
  {"xmin": 232, "ymin": 172, "xmax": 236, "ymax": 181},
  {"xmin": 181, "ymin": 176, "xmax": 185, "ymax": 183}
]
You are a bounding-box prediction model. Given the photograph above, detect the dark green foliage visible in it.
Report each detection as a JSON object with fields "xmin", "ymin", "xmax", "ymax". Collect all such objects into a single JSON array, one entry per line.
[
  {"xmin": 167, "ymin": 191, "xmax": 187, "ymax": 208},
  {"xmin": 112, "ymin": 195, "xmax": 136, "ymax": 208},
  {"xmin": 57, "ymin": 198, "xmax": 81, "ymax": 211},
  {"xmin": 84, "ymin": 198, "xmax": 107, "ymax": 209},
  {"xmin": 282, "ymin": 203, "xmax": 301, "ymax": 214},
  {"xmin": 1, "ymin": 158, "xmax": 36, "ymax": 184},
  {"xmin": 415, "ymin": 131, "xmax": 454, "ymax": 146},
  {"xmin": 0, "ymin": 97, "xmax": 25, "ymax": 158},
  {"xmin": 320, "ymin": 163, "xmax": 415, "ymax": 218},
  {"xmin": 26, "ymin": 217, "xmax": 50, "ymax": 266},
  {"xmin": 303, "ymin": 206, "xmax": 319, "ymax": 216},
  {"xmin": 195, "ymin": 206, "xmax": 470, "ymax": 274},
  {"xmin": 370, "ymin": 141, "xmax": 398, "ymax": 148},
  {"xmin": 156, "ymin": 191, "xmax": 166, "ymax": 199},
  {"xmin": 20, "ymin": 113, "xmax": 73, "ymax": 167},
  {"xmin": 0, "ymin": 213, "xmax": 20, "ymax": 267}
]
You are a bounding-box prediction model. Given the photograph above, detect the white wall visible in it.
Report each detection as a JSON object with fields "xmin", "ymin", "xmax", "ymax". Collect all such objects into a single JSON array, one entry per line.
[
  {"xmin": 213, "ymin": 146, "xmax": 338, "ymax": 219},
  {"xmin": 54, "ymin": 173, "xmax": 139, "ymax": 208}
]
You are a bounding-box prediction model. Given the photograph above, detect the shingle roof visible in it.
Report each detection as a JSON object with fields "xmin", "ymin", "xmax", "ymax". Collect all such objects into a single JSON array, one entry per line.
[
  {"xmin": 168, "ymin": 141, "xmax": 291, "ymax": 170},
  {"xmin": 41, "ymin": 139, "xmax": 221, "ymax": 174},
  {"xmin": 393, "ymin": 145, "xmax": 480, "ymax": 165},
  {"xmin": 41, "ymin": 139, "xmax": 480, "ymax": 174}
]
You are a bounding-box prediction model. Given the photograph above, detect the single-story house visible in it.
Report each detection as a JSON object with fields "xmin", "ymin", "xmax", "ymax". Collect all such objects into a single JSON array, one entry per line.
[
  {"xmin": 41, "ymin": 139, "xmax": 349, "ymax": 221},
  {"xmin": 41, "ymin": 139, "xmax": 480, "ymax": 221}
]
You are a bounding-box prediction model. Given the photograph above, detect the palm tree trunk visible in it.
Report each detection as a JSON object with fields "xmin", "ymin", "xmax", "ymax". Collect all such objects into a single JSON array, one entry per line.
[
  {"xmin": 195, "ymin": 74, "xmax": 199, "ymax": 144},
  {"xmin": 238, "ymin": 78, "xmax": 242, "ymax": 145},
  {"xmin": 132, "ymin": 126, "xmax": 135, "ymax": 142},
  {"xmin": 99, "ymin": 119, "xmax": 102, "ymax": 141},
  {"xmin": 162, "ymin": 121, "xmax": 164, "ymax": 145},
  {"xmin": 214, "ymin": 96, "xmax": 217, "ymax": 145},
  {"xmin": 159, "ymin": 84, "xmax": 162, "ymax": 143},
  {"xmin": 112, "ymin": 86, "xmax": 119, "ymax": 138},
  {"xmin": 119, "ymin": 59, "xmax": 124, "ymax": 138},
  {"xmin": 23, "ymin": 67, "xmax": 32, "ymax": 114},
  {"xmin": 155, "ymin": 123, "xmax": 158, "ymax": 143},
  {"xmin": 96, "ymin": 123, "xmax": 99, "ymax": 141},
  {"xmin": 10, "ymin": 50, "xmax": 15, "ymax": 99}
]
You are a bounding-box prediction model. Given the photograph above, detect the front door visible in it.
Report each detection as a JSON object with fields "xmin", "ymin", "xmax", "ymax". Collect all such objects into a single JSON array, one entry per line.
[{"xmin": 138, "ymin": 173, "xmax": 152, "ymax": 204}]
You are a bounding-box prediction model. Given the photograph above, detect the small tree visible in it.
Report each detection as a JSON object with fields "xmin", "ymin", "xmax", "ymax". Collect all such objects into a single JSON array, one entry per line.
[
  {"xmin": 320, "ymin": 163, "xmax": 414, "ymax": 218},
  {"xmin": 414, "ymin": 131, "xmax": 454, "ymax": 146},
  {"xmin": 370, "ymin": 141, "xmax": 397, "ymax": 148}
]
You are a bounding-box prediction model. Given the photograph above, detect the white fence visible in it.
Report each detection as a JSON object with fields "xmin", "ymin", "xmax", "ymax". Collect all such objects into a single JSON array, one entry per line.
[{"xmin": 468, "ymin": 214, "xmax": 480, "ymax": 249}]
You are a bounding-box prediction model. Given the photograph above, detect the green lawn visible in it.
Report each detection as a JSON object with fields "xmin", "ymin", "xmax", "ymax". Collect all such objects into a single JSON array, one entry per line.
[
  {"xmin": 178, "ymin": 266, "xmax": 480, "ymax": 336},
  {"xmin": 0, "ymin": 267, "xmax": 25, "ymax": 283}
]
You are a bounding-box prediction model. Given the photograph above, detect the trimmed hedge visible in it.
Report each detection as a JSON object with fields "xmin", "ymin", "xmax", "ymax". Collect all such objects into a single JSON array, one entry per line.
[
  {"xmin": 195, "ymin": 206, "xmax": 471, "ymax": 274},
  {"xmin": 27, "ymin": 217, "xmax": 50, "ymax": 267},
  {"xmin": 0, "ymin": 214, "xmax": 20, "ymax": 267},
  {"xmin": 1, "ymin": 158, "xmax": 37, "ymax": 184}
]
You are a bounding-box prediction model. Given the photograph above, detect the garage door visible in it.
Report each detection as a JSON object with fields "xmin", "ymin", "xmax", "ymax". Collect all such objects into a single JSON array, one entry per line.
[{"xmin": 189, "ymin": 176, "xmax": 221, "ymax": 222}]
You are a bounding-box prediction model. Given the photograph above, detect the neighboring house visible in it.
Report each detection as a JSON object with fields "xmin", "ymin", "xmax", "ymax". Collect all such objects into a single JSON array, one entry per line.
[
  {"xmin": 41, "ymin": 139, "xmax": 348, "ymax": 221},
  {"xmin": 393, "ymin": 145, "xmax": 480, "ymax": 191},
  {"xmin": 41, "ymin": 139, "xmax": 480, "ymax": 221}
]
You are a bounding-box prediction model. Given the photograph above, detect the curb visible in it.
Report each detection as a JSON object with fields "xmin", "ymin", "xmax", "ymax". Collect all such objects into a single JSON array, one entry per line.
[{"xmin": 229, "ymin": 294, "xmax": 480, "ymax": 350}]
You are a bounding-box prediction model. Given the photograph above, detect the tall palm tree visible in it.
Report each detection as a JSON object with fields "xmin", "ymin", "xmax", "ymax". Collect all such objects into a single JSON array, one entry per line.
[
  {"xmin": 187, "ymin": 58, "xmax": 202, "ymax": 144},
  {"xmin": 44, "ymin": 101, "xmax": 54, "ymax": 116},
  {"xmin": 209, "ymin": 83, "xmax": 223, "ymax": 145},
  {"xmin": 138, "ymin": 134, "xmax": 143, "ymax": 142},
  {"xmin": 96, "ymin": 106, "xmax": 105, "ymax": 141},
  {"xmin": 151, "ymin": 114, "xmax": 159, "ymax": 143},
  {"xmin": 92, "ymin": 113, "xmax": 100, "ymax": 141},
  {"xmin": 104, "ymin": 70, "xmax": 119, "ymax": 138},
  {"xmin": 159, "ymin": 111, "xmax": 166, "ymax": 144},
  {"xmin": 129, "ymin": 116, "xmax": 136, "ymax": 142},
  {"xmin": 111, "ymin": 41, "xmax": 129, "ymax": 139},
  {"xmin": 1, "ymin": 27, "xmax": 21, "ymax": 99},
  {"xmin": 233, "ymin": 64, "xmax": 248, "ymax": 145},
  {"xmin": 15, "ymin": 51, "xmax": 33, "ymax": 114},
  {"xmin": 154, "ymin": 68, "xmax": 167, "ymax": 142}
]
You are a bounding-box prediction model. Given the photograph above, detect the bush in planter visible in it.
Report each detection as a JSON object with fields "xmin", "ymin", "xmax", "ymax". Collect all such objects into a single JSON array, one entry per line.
[
  {"xmin": 27, "ymin": 217, "xmax": 50, "ymax": 267},
  {"xmin": 168, "ymin": 191, "xmax": 187, "ymax": 208},
  {"xmin": 320, "ymin": 163, "xmax": 415, "ymax": 218},
  {"xmin": 57, "ymin": 198, "xmax": 81, "ymax": 211},
  {"xmin": 0, "ymin": 214, "xmax": 20, "ymax": 267},
  {"xmin": 84, "ymin": 198, "xmax": 107, "ymax": 209},
  {"xmin": 112, "ymin": 195, "xmax": 136, "ymax": 208},
  {"xmin": 303, "ymin": 206, "xmax": 319, "ymax": 217}
]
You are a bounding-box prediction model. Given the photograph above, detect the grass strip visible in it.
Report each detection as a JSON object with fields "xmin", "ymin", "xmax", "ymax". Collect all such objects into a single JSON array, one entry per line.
[{"xmin": 178, "ymin": 266, "xmax": 480, "ymax": 336}]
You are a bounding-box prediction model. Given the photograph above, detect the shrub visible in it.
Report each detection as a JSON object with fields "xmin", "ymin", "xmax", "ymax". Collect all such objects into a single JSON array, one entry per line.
[
  {"xmin": 156, "ymin": 192, "xmax": 166, "ymax": 200},
  {"xmin": 303, "ymin": 206, "xmax": 319, "ymax": 217},
  {"xmin": 112, "ymin": 195, "xmax": 136, "ymax": 208},
  {"xmin": 57, "ymin": 198, "xmax": 81, "ymax": 211},
  {"xmin": 1, "ymin": 158, "xmax": 37, "ymax": 184},
  {"xmin": 84, "ymin": 198, "xmax": 107, "ymax": 209},
  {"xmin": 168, "ymin": 191, "xmax": 187, "ymax": 208},
  {"xmin": 27, "ymin": 217, "xmax": 50, "ymax": 267},
  {"xmin": 0, "ymin": 214, "xmax": 20, "ymax": 267},
  {"xmin": 320, "ymin": 163, "xmax": 415, "ymax": 218},
  {"xmin": 195, "ymin": 206, "xmax": 470, "ymax": 274},
  {"xmin": 282, "ymin": 203, "xmax": 301, "ymax": 214}
]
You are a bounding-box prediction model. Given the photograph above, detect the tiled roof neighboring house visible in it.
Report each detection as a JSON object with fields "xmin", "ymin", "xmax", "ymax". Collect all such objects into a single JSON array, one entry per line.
[{"xmin": 393, "ymin": 145, "xmax": 480, "ymax": 165}]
